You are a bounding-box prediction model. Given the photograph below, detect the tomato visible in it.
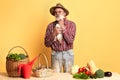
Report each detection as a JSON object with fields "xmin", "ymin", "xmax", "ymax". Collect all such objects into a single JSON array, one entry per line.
[
  {"xmin": 78, "ymin": 68, "xmax": 83, "ymax": 72},
  {"xmin": 82, "ymin": 67, "xmax": 86, "ymax": 71},
  {"xmin": 85, "ymin": 71, "xmax": 91, "ymax": 75}
]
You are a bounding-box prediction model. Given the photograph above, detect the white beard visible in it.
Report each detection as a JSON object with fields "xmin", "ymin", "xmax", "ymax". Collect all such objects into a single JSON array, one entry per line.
[{"xmin": 56, "ymin": 15, "xmax": 65, "ymax": 21}]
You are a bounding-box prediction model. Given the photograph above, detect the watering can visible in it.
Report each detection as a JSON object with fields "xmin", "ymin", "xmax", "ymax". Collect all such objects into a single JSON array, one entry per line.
[{"xmin": 18, "ymin": 56, "xmax": 38, "ymax": 79}]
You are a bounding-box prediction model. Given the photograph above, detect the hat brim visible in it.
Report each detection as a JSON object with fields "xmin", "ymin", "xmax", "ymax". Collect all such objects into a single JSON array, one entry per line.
[{"xmin": 50, "ymin": 6, "xmax": 69, "ymax": 16}]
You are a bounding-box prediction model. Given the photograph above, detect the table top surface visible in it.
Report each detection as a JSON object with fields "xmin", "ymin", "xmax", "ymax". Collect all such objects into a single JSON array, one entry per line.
[{"xmin": 0, "ymin": 72, "xmax": 120, "ymax": 80}]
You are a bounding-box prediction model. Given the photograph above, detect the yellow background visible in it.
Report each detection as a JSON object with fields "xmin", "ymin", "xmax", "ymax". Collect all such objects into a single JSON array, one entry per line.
[{"xmin": 0, "ymin": 0, "xmax": 120, "ymax": 73}]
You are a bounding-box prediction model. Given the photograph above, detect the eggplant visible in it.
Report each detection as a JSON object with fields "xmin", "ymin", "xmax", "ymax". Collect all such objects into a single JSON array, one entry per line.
[{"xmin": 104, "ymin": 72, "xmax": 112, "ymax": 77}]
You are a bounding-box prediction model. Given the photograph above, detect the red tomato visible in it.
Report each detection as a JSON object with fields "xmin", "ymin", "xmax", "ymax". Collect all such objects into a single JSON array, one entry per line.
[
  {"xmin": 78, "ymin": 68, "xmax": 83, "ymax": 72},
  {"xmin": 85, "ymin": 71, "xmax": 91, "ymax": 75},
  {"xmin": 82, "ymin": 67, "xmax": 86, "ymax": 71}
]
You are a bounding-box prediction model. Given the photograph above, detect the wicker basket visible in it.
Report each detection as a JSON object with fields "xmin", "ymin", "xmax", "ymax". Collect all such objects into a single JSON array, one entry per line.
[
  {"xmin": 6, "ymin": 46, "xmax": 29, "ymax": 77},
  {"xmin": 32, "ymin": 53, "xmax": 53, "ymax": 77}
]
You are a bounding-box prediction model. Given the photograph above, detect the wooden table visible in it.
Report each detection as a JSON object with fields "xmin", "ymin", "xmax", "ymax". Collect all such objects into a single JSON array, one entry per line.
[{"xmin": 0, "ymin": 72, "xmax": 120, "ymax": 80}]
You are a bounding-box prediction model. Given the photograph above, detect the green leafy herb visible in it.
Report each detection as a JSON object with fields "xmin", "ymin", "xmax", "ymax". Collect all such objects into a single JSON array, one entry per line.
[
  {"xmin": 7, "ymin": 53, "xmax": 26, "ymax": 61},
  {"xmin": 19, "ymin": 53, "xmax": 26, "ymax": 59},
  {"xmin": 73, "ymin": 73, "xmax": 90, "ymax": 79}
]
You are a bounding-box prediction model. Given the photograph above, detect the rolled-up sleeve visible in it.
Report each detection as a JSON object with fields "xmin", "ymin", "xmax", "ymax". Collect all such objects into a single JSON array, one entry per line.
[{"xmin": 63, "ymin": 22, "xmax": 76, "ymax": 44}]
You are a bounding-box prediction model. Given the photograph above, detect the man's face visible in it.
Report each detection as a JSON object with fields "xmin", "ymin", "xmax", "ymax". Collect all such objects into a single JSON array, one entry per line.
[{"xmin": 54, "ymin": 8, "xmax": 66, "ymax": 17}]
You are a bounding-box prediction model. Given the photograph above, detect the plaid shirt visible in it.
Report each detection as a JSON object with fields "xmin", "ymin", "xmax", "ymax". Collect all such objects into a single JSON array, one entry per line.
[{"xmin": 44, "ymin": 19, "xmax": 76, "ymax": 51}]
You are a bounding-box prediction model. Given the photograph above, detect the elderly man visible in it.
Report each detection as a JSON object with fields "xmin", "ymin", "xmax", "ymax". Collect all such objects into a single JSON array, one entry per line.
[{"xmin": 44, "ymin": 3, "xmax": 76, "ymax": 73}]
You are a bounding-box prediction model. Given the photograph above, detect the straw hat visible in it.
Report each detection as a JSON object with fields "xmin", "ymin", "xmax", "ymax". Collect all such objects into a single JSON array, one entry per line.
[{"xmin": 49, "ymin": 3, "xmax": 69, "ymax": 16}]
